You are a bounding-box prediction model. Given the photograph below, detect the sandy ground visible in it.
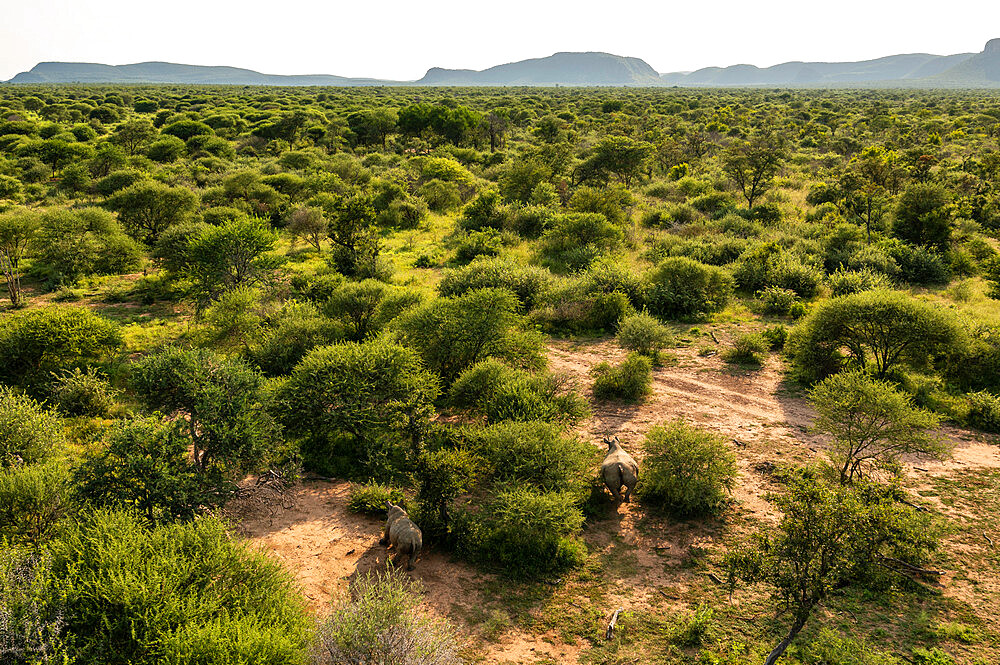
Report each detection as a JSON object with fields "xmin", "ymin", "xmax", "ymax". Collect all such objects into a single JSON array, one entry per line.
[{"xmin": 236, "ymin": 339, "xmax": 1000, "ymax": 664}]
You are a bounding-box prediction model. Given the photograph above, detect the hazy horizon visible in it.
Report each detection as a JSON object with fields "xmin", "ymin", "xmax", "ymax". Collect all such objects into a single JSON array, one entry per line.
[{"xmin": 1, "ymin": 0, "xmax": 998, "ymax": 81}]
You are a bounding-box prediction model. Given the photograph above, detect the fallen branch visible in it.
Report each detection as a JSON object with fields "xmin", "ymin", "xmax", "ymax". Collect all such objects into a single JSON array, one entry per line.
[
  {"xmin": 879, "ymin": 556, "xmax": 943, "ymax": 577},
  {"xmin": 705, "ymin": 572, "xmax": 724, "ymax": 584},
  {"xmin": 985, "ymin": 532, "xmax": 995, "ymax": 548},
  {"xmin": 899, "ymin": 498, "xmax": 930, "ymax": 513},
  {"xmin": 710, "ymin": 331, "xmax": 720, "ymax": 344},
  {"xmin": 605, "ymin": 607, "xmax": 623, "ymax": 640}
]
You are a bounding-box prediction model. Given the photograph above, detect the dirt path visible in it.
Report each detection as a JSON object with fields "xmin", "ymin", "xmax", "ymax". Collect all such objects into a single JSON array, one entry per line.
[{"xmin": 240, "ymin": 338, "xmax": 1000, "ymax": 664}]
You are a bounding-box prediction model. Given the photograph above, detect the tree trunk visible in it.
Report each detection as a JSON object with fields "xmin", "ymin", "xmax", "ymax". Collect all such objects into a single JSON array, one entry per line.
[{"xmin": 764, "ymin": 614, "xmax": 809, "ymax": 665}]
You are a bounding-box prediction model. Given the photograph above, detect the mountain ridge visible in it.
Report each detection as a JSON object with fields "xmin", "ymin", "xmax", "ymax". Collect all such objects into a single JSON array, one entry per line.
[{"xmin": 5, "ymin": 40, "xmax": 1000, "ymax": 87}]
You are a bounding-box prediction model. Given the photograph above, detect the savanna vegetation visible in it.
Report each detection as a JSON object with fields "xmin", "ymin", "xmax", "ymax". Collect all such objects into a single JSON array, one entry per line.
[{"xmin": 1, "ymin": 83, "xmax": 1000, "ymax": 664}]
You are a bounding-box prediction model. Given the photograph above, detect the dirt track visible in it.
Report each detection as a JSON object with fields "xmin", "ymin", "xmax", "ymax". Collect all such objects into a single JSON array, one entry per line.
[{"xmin": 239, "ymin": 339, "xmax": 1000, "ymax": 663}]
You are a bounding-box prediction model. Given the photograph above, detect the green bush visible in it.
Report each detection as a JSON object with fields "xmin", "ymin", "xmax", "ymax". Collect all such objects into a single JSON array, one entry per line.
[
  {"xmin": 455, "ymin": 487, "xmax": 586, "ymax": 577},
  {"xmin": 0, "ymin": 387, "xmax": 65, "ymax": 468},
  {"xmin": 74, "ymin": 418, "xmax": 225, "ymax": 523},
  {"xmin": 314, "ymin": 569, "xmax": 461, "ymax": 665},
  {"xmin": 0, "ymin": 460, "xmax": 70, "ymax": 544},
  {"xmin": 469, "ymin": 420, "xmax": 596, "ymax": 493},
  {"xmin": 733, "ymin": 242, "xmax": 821, "ymax": 298},
  {"xmin": 452, "ymin": 228, "xmax": 505, "ymax": 264},
  {"xmin": 449, "ymin": 359, "xmax": 588, "ymax": 424},
  {"xmin": 761, "ymin": 324, "xmax": 789, "ymax": 351},
  {"xmin": 459, "ymin": 189, "xmax": 509, "ymax": 231},
  {"xmin": 31, "ymin": 208, "xmax": 143, "ymax": 286},
  {"xmin": 966, "ymin": 391, "xmax": 1000, "ymax": 433},
  {"xmin": 46, "ymin": 510, "xmax": 310, "ymax": 664},
  {"xmin": 396, "ymin": 288, "xmax": 545, "ymax": 385},
  {"xmin": 723, "ymin": 332, "xmax": 769, "ymax": 365},
  {"xmin": 539, "ymin": 212, "xmax": 623, "ymax": 272},
  {"xmin": 828, "ymin": 268, "xmax": 894, "ymax": 296},
  {"xmin": 418, "ymin": 178, "xmax": 462, "ymax": 212},
  {"xmin": 0, "ymin": 306, "xmax": 122, "ymax": 392},
  {"xmin": 789, "ymin": 627, "xmax": 904, "ymax": 665},
  {"xmin": 437, "ymin": 256, "xmax": 551, "ymax": 311},
  {"xmin": 637, "ymin": 420, "xmax": 738, "ymax": 516},
  {"xmin": 0, "ymin": 552, "xmax": 71, "ymax": 663},
  {"xmin": 592, "ymin": 353, "xmax": 653, "ymax": 402},
  {"xmin": 250, "ymin": 302, "xmax": 345, "ymax": 376},
  {"xmin": 617, "ymin": 312, "xmax": 674, "ymax": 358},
  {"xmin": 50, "ymin": 367, "xmax": 117, "ymax": 417},
  {"xmin": 646, "ymin": 257, "xmax": 734, "ymax": 319},
  {"xmin": 347, "ymin": 482, "xmax": 407, "ymax": 515},
  {"xmin": 758, "ymin": 286, "xmax": 800, "ymax": 315}
]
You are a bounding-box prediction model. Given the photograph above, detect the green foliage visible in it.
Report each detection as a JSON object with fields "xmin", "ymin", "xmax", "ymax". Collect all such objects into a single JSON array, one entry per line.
[
  {"xmin": 592, "ymin": 352, "xmax": 653, "ymax": 402},
  {"xmin": 637, "ymin": 420, "xmax": 737, "ymax": 516},
  {"xmin": 0, "ymin": 306, "xmax": 122, "ymax": 392},
  {"xmin": 758, "ymin": 286, "xmax": 800, "ymax": 315},
  {"xmin": 437, "ymin": 256, "xmax": 551, "ymax": 311},
  {"xmin": 616, "ymin": 312, "xmax": 674, "ymax": 358},
  {"xmin": 31, "ymin": 207, "xmax": 142, "ymax": 286},
  {"xmin": 131, "ymin": 346, "xmax": 280, "ymax": 474},
  {"xmin": 646, "ymin": 257, "xmax": 734, "ymax": 319},
  {"xmin": 787, "ymin": 289, "xmax": 961, "ymax": 382},
  {"xmin": 45, "ymin": 510, "xmax": 309, "ymax": 664},
  {"xmin": 74, "ymin": 418, "xmax": 227, "ymax": 523},
  {"xmin": 0, "ymin": 551, "xmax": 71, "ymax": 662},
  {"xmin": 449, "ymin": 359, "xmax": 588, "ymax": 424},
  {"xmin": 811, "ymin": 370, "xmax": 946, "ymax": 483},
  {"xmin": 0, "ymin": 386, "xmax": 65, "ymax": 468},
  {"xmin": 50, "ymin": 367, "xmax": 117, "ymax": 417},
  {"xmin": 538, "ymin": 212, "xmax": 623, "ymax": 272},
  {"xmin": 347, "ymin": 482, "xmax": 407, "ymax": 515},
  {"xmin": 965, "ymin": 391, "xmax": 1000, "ymax": 433},
  {"xmin": 183, "ymin": 215, "xmax": 279, "ymax": 307},
  {"xmin": 0, "ymin": 460, "xmax": 70, "ymax": 544},
  {"xmin": 323, "ymin": 279, "xmax": 422, "ymax": 341},
  {"xmin": 761, "ymin": 324, "xmax": 789, "ymax": 351},
  {"xmin": 894, "ymin": 182, "xmax": 952, "ymax": 249},
  {"xmin": 396, "ymin": 288, "xmax": 544, "ymax": 385},
  {"xmin": 828, "ymin": 267, "xmax": 894, "ymax": 296},
  {"xmin": 733, "ymin": 242, "xmax": 821, "ymax": 298},
  {"xmin": 723, "ymin": 332, "xmax": 769, "ymax": 365},
  {"xmin": 105, "ymin": 180, "xmax": 199, "ymax": 245},
  {"xmin": 314, "ymin": 569, "xmax": 461, "ymax": 665},
  {"xmin": 454, "ymin": 487, "xmax": 586, "ymax": 577},
  {"xmin": 249, "ymin": 301, "xmax": 344, "ymax": 376},
  {"xmin": 271, "ymin": 338, "xmax": 439, "ymax": 475}
]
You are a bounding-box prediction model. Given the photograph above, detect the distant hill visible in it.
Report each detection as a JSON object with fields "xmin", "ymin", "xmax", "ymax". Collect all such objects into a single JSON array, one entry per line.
[
  {"xmin": 417, "ymin": 52, "xmax": 663, "ymax": 86},
  {"xmin": 659, "ymin": 53, "xmax": 976, "ymax": 87},
  {"xmin": 7, "ymin": 61, "xmax": 391, "ymax": 86},
  {"xmin": 5, "ymin": 40, "xmax": 1000, "ymax": 87}
]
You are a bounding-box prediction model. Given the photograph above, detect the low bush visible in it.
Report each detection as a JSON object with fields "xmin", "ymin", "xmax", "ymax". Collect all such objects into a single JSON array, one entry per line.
[
  {"xmin": 347, "ymin": 482, "xmax": 407, "ymax": 515},
  {"xmin": 761, "ymin": 324, "xmax": 789, "ymax": 351},
  {"xmin": 50, "ymin": 367, "xmax": 117, "ymax": 417},
  {"xmin": 828, "ymin": 267, "xmax": 894, "ymax": 296},
  {"xmin": 0, "ymin": 460, "xmax": 71, "ymax": 544},
  {"xmin": 314, "ymin": 569, "xmax": 461, "ymax": 665},
  {"xmin": 455, "ymin": 487, "xmax": 586, "ymax": 577},
  {"xmin": 758, "ymin": 286, "xmax": 800, "ymax": 315},
  {"xmin": 617, "ymin": 312, "xmax": 674, "ymax": 359},
  {"xmin": 646, "ymin": 257, "xmax": 734, "ymax": 319},
  {"xmin": 0, "ymin": 386, "xmax": 66, "ymax": 468},
  {"xmin": 637, "ymin": 419, "xmax": 738, "ymax": 516},
  {"xmin": 437, "ymin": 256, "xmax": 551, "ymax": 311},
  {"xmin": 449, "ymin": 359, "xmax": 588, "ymax": 424},
  {"xmin": 965, "ymin": 391, "xmax": 1000, "ymax": 433},
  {"xmin": 592, "ymin": 353, "xmax": 653, "ymax": 402},
  {"xmin": 723, "ymin": 332, "xmax": 769, "ymax": 365}
]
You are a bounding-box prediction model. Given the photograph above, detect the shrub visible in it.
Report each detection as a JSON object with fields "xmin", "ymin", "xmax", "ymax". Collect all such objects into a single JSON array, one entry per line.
[
  {"xmin": 592, "ymin": 353, "xmax": 653, "ymax": 402},
  {"xmin": 449, "ymin": 359, "xmax": 588, "ymax": 425},
  {"xmin": 0, "ymin": 552, "xmax": 70, "ymax": 663},
  {"xmin": 74, "ymin": 418, "xmax": 226, "ymax": 523},
  {"xmin": 617, "ymin": 312, "xmax": 674, "ymax": 359},
  {"xmin": 459, "ymin": 189, "xmax": 509, "ymax": 231},
  {"xmin": 637, "ymin": 420, "xmax": 738, "ymax": 516},
  {"xmin": 0, "ymin": 460, "xmax": 70, "ymax": 544},
  {"xmin": 452, "ymin": 229, "xmax": 504, "ymax": 264},
  {"xmin": 131, "ymin": 347, "xmax": 280, "ymax": 474},
  {"xmin": 396, "ymin": 288, "xmax": 545, "ymax": 385},
  {"xmin": 314, "ymin": 569, "xmax": 461, "ymax": 665},
  {"xmin": 787, "ymin": 289, "xmax": 962, "ymax": 383},
  {"xmin": 965, "ymin": 391, "xmax": 1000, "ymax": 433},
  {"xmin": 418, "ymin": 178, "xmax": 462, "ymax": 212},
  {"xmin": 469, "ymin": 420, "xmax": 596, "ymax": 492},
  {"xmin": 0, "ymin": 387, "xmax": 65, "ymax": 468},
  {"xmin": 894, "ymin": 182, "xmax": 951, "ymax": 249},
  {"xmin": 46, "ymin": 510, "xmax": 309, "ymax": 664},
  {"xmin": 882, "ymin": 240, "xmax": 951, "ymax": 285},
  {"xmin": 31, "ymin": 208, "xmax": 143, "ymax": 286},
  {"xmin": 507, "ymin": 204, "xmax": 557, "ymax": 238},
  {"xmin": 455, "ymin": 487, "xmax": 586, "ymax": 577},
  {"xmin": 723, "ymin": 332, "xmax": 769, "ymax": 365},
  {"xmin": 539, "ymin": 212, "xmax": 623, "ymax": 272},
  {"xmin": 347, "ymin": 482, "xmax": 407, "ymax": 515},
  {"xmin": 761, "ymin": 324, "xmax": 789, "ymax": 351},
  {"xmin": 759, "ymin": 286, "xmax": 800, "ymax": 315},
  {"xmin": 581, "ymin": 258, "xmax": 646, "ymax": 308},
  {"xmin": 0, "ymin": 306, "xmax": 122, "ymax": 392},
  {"xmin": 323, "ymin": 279, "xmax": 423, "ymax": 342},
  {"xmin": 50, "ymin": 367, "xmax": 117, "ymax": 417},
  {"xmin": 412, "ymin": 445, "xmax": 476, "ymax": 544},
  {"xmin": 271, "ymin": 338, "xmax": 439, "ymax": 476},
  {"xmin": 437, "ymin": 256, "xmax": 551, "ymax": 311},
  {"xmin": 828, "ymin": 268, "xmax": 894, "ymax": 296},
  {"xmin": 249, "ymin": 302, "xmax": 344, "ymax": 376},
  {"xmin": 646, "ymin": 257, "xmax": 734, "ymax": 319},
  {"xmin": 733, "ymin": 242, "xmax": 821, "ymax": 298}
]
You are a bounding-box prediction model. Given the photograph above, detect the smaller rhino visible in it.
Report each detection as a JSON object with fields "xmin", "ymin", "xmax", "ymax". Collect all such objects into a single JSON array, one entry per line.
[
  {"xmin": 380, "ymin": 501, "xmax": 423, "ymax": 571},
  {"xmin": 601, "ymin": 435, "xmax": 639, "ymax": 504}
]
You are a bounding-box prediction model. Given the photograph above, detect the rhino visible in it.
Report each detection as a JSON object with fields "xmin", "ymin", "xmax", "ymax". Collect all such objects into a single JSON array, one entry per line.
[
  {"xmin": 601, "ymin": 435, "xmax": 639, "ymax": 504},
  {"xmin": 380, "ymin": 501, "xmax": 423, "ymax": 571}
]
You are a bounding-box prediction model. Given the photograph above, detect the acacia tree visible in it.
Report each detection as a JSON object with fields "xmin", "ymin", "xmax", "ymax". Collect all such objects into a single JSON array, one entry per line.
[
  {"xmin": 286, "ymin": 206, "xmax": 327, "ymax": 252},
  {"xmin": 0, "ymin": 208, "xmax": 39, "ymax": 306},
  {"xmin": 725, "ymin": 474, "xmax": 938, "ymax": 665},
  {"xmin": 810, "ymin": 370, "xmax": 948, "ymax": 483},
  {"xmin": 723, "ymin": 132, "xmax": 786, "ymax": 209},
  {"xmin": 106, "ymin": 181, "xmax": 199, "ymax": 245},
  {"xmin": 183, "ymin": 215, "xmax": 279, "ymax": 308}
]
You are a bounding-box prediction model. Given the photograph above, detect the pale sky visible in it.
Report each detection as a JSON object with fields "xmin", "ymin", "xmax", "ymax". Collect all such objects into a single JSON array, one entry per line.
[{"xmin": 1, "ymin": 0, "xmax": 998, "ymax": 81}]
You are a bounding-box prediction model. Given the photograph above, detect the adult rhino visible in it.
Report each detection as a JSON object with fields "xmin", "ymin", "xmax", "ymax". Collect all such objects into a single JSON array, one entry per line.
[
  {"xmin": 601, "ymin": 435, "xmax": 638, "ymax": 504},
  {"xmin": 380, "ymin": 501, "xmax": 423, "ymax": 571}
]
